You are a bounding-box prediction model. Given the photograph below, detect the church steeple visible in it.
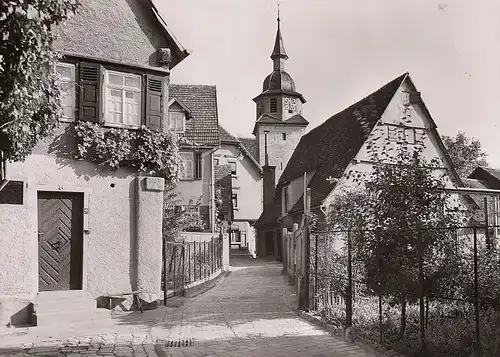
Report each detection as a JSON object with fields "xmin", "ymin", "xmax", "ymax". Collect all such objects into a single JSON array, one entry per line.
[{"xmin": 271, "ymin": 9, "xmax": 288, "ymax": 71}]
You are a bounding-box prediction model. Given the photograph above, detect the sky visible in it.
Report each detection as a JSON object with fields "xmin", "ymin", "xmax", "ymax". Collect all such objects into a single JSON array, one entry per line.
[{"xmin": 157, "ymin": 0, "xmax": 500, "ymax": 167}]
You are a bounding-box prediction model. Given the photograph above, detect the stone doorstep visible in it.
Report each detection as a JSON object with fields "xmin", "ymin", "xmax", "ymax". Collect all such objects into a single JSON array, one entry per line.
[{"xmin": 295, "ymin": 310, "xmax": 405, "ymax": 357}]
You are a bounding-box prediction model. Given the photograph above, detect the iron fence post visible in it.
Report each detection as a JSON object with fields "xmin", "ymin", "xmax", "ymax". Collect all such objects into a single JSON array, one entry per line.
[
  {"xmin": 473, "ymin": 226, "xmax": 481, "ymax": 356},
  {"xmin": 173, "ymin": 246, "xmax": 177, "ymax": 293},
  {"xmin": 379, "ymin": 293, "xmax": 383, "ymax": 345},
  {"xmin": 417, "ymin": 227, "xmax": 426, "ymax": 356},
  {"xmin": 182, "ymin": 244, "xmax": 186, "ymax": 292},
  {"xmin": 314, "ymin": 233, "xmax": 318, "ymax": 310},
  {"xmin": 346, "ymin": 229, "xmax": 353, "ymax": 327},
  {"xmin": 163, "ymin": 239, "xmax": 167, "ymax": 306},
  {"xmin": 188, "ymin": 243, "xmax": 191, "ymax": 284}
]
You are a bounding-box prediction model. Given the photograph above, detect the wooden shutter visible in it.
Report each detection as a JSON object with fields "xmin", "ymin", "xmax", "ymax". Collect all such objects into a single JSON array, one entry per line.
[
  {"xmin": 194, "ymin": 151, "xmax": 202, "ymax": 180},
  {"xmin": 145, "ymin": 74, "xmax": 164, "ymax": 131},
  {"xmin": 78, "ymin": 62, "xmax": 102, "ymax": 122}
]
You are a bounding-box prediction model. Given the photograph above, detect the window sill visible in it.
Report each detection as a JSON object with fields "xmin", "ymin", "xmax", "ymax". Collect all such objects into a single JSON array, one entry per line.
[
  {"xmin": 59, "ymin": 118, "xmax": 76, "ymax": 123},
  {"xmin": 102, "ymin": 122, "xmax": 141, "ymax": 130}
]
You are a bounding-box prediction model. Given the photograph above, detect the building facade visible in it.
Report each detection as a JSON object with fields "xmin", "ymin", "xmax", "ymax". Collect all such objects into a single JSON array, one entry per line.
[{"xmin": 0, "ymin": 0, "xmax": 189, "ymax": 326}]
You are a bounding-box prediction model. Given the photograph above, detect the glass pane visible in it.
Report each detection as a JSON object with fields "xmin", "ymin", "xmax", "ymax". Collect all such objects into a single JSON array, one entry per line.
[
  {"xmin": 62, "ymin": 106, "xmax": 74, "ymax": 119},
  {"xmin": 124, "ymin": 76, "xmax": 141, "ymax": 89},
  {"xmin": 56, "ymin": 65, "xmax": 72, "ymax": 80},
  {"xmin": 109, "ymin": 74, "xmax": 123, "ymax": 86}
]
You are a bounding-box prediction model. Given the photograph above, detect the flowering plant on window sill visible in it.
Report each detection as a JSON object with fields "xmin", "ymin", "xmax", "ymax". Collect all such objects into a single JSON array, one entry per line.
[{"xmin": 73, "ymin": 121, "xmax": 190, "ymax": 185}]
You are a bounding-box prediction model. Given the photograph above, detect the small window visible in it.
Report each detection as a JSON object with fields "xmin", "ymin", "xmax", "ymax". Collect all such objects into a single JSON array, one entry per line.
[
  {"xmin": 55, "ymin": 63, "xmax": 76, "ymax": 121},
  {"xmin": 405, "ymin": 128, "xmax": 415, "ymax": 144},
  {"xmin": 104, "ymin": 70, "xmax": 142, "ymax": 127},
  {"xmin": 214, "ymin": 157, "xmax": 220, "ymax": 166},
  {"xmin": 282, "ymin": 133, "xmax": 287, "ymax": 141},
  {"xmin": 401, "ymin": 92, "xmax": 410, "ymax": 106},
  {"xmin": 0, "ymin": 181, "xmax": 24, "ymax": 205},
  {"xmin": 232, "ymin": 190, "xmax": 239, "ymax": 209},
  {"xmin": 228, "ymin": 161, "xmax": 237, "ymax": 176},
  {"xmin": 270, "ymin": 98, "xmax": 278, "ymax": 113},
  {"xmin": 168, "ymin": 110, "xmax": 185, "ymax": 132},
  {"xmin": 179, "ymin": 152, "xmax": 194, "ymax": 180}
]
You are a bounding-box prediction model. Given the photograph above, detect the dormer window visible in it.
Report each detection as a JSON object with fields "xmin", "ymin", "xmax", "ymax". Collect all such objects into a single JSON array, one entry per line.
[
  {"xmin": 168, "ymin": 110, "xmax": 185, "ymax": 132},
  {"xmin": 168, "ymin": 98, "xmax": 191, "ymax": 133}
]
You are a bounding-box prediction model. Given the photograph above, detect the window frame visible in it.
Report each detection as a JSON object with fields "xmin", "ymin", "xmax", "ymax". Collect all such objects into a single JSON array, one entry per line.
[
  {"xmin": 168, "ymin": 109, "xmax": 186, "ymax": 133},
  {"xmin": 55, "ymin": 62, "xmax": 76, "ymax": 122},
  {"xmin": 228, "ymin": 160, "xmax": 237, "ymax": 177},
  {"xmin": 387, "ymin": 125, "xmax": 417, "ymax": 145},
  {"xmin": 282, "ymin": 133, "xmax": 287, "ymax": 141},
  {"xmin": 103, "ymin": 69, "xmax": 143, "ymax": 129},
  {"xmin": 232, "ymin": 189, "xmax": 239, "ymax": 210},
  {"xmin": 179, "ymin": 151, "xmax": 195, "ymax": 180}
]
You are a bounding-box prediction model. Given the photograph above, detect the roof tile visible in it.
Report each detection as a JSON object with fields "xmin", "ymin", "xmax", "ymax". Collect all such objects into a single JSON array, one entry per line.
[{"xmin": 169, "ymin": 84, "xmax": 219, "ymax": 146}]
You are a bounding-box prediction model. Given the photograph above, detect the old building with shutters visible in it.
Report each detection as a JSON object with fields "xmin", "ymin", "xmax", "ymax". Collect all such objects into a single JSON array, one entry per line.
[
  {"xmin": 0, "ymin": 0, "xmax": 190, "ymax": 327},
  {"xmin": 166, "ymin": 85, "xmax": 220, "ymax": 233}
]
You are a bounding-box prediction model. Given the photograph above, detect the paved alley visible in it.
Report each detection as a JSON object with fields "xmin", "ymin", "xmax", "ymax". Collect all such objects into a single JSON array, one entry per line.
[{"xmin": 0, "ymin": 254, "xmax": 378, "ymax": 356}]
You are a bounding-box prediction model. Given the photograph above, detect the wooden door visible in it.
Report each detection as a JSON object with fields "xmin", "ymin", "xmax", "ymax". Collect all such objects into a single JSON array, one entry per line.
[{"xmin": 37, "ymin": 191, "xmax": 84, "ymax": 291}]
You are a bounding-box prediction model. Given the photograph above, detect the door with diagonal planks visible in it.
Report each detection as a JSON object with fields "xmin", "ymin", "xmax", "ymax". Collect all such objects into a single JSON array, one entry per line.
[{"xmin": 37, "ymin": 191, "xmax": 84, "ymax": 291}]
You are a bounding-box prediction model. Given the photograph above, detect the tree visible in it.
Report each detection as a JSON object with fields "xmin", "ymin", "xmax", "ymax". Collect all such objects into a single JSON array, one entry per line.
[
  {"xmin": 327, "ymin": 111, "xmax": 468, "ymax": 340},
  {"xmin": 162, "ymin": 191, "xmax": 205, "ymax": 242},
  {"xmin": 0, "ymin": 0, "xmax": 80, "ymax": 163},
  {"xmin": 442, "ymin": 131, "xmax": 489, "ymax": 177}
]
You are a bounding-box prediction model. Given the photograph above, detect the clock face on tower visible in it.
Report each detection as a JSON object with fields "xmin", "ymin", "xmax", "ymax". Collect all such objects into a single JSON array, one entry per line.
[{"xmin": 284, "ymin": 97, "xmax": 296, "ymax": 112}]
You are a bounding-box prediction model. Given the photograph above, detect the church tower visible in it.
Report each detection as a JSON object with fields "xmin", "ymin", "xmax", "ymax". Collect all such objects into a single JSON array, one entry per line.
[{"xmin": 252, "ymin": 12, "xmax": 308, "ymax": 181}]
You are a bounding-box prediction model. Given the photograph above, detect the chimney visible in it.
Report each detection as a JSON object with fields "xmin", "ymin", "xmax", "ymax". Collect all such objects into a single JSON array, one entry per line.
[{"xmin": 262, "ymin": 130, "xmax": 276, "ymax": 208}]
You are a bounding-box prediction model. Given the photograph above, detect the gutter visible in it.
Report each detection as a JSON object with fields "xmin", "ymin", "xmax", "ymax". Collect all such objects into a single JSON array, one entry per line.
[{"xmin": 0, "ymin": 150, "xmax": 8, "ymax": 192}]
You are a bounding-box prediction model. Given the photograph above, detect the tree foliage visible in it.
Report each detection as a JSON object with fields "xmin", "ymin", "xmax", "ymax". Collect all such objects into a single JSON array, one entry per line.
[
  {"xmin": 163, "ymin": 191, "xmax": 206, "ymax": 242},
  {"xmin": 0, "ymin": 0, "xmax": 80, "ymax": 162},
  {"xmin": 442, "ymin": 131, "xmax": 489, "ymax": 177}
]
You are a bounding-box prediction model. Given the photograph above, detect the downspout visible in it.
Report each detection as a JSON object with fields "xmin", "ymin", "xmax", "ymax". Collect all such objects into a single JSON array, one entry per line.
[
  {"xmin": 0, "ymin": 150, "xmax": 8, "ymax": 192},
  {"xmin": 206, "ymin": 146, "xmax": 219, "ymax": 233}
]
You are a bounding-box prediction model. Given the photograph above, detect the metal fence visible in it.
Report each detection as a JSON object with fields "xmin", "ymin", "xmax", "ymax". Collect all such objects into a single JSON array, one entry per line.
[
  {"xmin": 162, "ymin": 235, "xmax": 223, "ymax": 302},
  {"xmin": 308, "ymin": 226, "xmax": 500, "ymax": 357}
]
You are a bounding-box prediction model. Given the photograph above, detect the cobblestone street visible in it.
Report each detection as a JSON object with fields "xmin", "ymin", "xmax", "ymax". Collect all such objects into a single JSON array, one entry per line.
[{"xmin": 0, "ymin": 254, "xmax": 377, "ymax": 356}]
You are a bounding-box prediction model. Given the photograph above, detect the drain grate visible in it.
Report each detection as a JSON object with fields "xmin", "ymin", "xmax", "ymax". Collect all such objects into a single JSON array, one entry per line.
[{"xmin": 159, "ymin": 339, "xmax": 194, "ymax": 347}]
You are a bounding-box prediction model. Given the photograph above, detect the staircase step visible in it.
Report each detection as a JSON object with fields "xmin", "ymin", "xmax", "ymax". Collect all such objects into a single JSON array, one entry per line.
[
  {"xmin": 35, "ymin": 290, "xmax": 90, "ymax": 302},
  {"xmin": 36, "ymin": 308, "xmax": 111, "ymax": 326},
  {"xmin": 34, "ymin": 299, "xmax": 97, "ymax": 314}
]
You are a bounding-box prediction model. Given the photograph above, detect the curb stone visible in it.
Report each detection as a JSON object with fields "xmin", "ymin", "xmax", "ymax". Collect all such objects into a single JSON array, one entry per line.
[{"xmin": 294, "ymin": 310, "xmax": 405, "ymax": 357}]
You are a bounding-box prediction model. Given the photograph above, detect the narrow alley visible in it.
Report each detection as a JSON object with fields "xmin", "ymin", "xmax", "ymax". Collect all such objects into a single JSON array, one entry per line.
[{"xmin": 0, "ymin": 253, "xmax": 377, "ymax": 357}]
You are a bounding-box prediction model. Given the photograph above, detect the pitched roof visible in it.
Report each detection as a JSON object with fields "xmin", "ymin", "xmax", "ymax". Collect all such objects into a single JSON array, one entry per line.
[
  {"xmin": 284, "ymin": 73, "xmax": 407, "ymax": 214},
  {"xmin": 470, "ymin": 167, "xmax": 500, "ymax": 183},
  {"xmin": 285, "ymin": 114, "xmax": 309, "ymax": 125},
  {"xmin": 218, "ymin": 126, "xmax": 262, "ymax": 172},
  {"xmin": 238, "ymin": 137, "xmax": 257, "ymax": 160},
  {"xmin": 219, "ymin": 126, "xmax": 239, "ymax": 143},
  {"xmin": 169, "ymin": 85, "xmax": 219, "ymax": 146}
]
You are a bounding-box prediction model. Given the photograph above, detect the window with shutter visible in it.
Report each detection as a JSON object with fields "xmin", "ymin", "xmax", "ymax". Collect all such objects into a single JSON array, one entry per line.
[
  {"xmin": 55, "ymin": 63, "xmax": 76, "ymax": 121},
  {"xmin": 103, "ymin": 70, "xmax": 142, "ymax": 127},
  {"xmin": 145, "ymin": 75, "xmax": 164, "ymax": 131},
  {"xmin": 78, "ymin": 63, "xmax": 102, "ymax": 123},
  {"xmin": 270, "ymin": 98, "xmax": 278, "ymax": 113}
]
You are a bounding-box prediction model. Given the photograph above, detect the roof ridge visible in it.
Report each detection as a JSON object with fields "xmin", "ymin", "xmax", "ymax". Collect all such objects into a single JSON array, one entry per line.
[{"xmin": 306, "ymin": 72, "xmax": 407, "ymax": 138}]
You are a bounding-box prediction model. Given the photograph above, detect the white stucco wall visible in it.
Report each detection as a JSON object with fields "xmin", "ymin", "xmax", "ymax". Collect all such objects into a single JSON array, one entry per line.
[
  {"xmin": 0, "ymin": 125, "xmax": 164, "ymax": 325},
  {"xmin": 322, "ymin": 78, "xmax": 467, "ymax": 212},
  {"xmin": 216, "ymin": 144, "xmax": 263, "ymax": 222}
]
